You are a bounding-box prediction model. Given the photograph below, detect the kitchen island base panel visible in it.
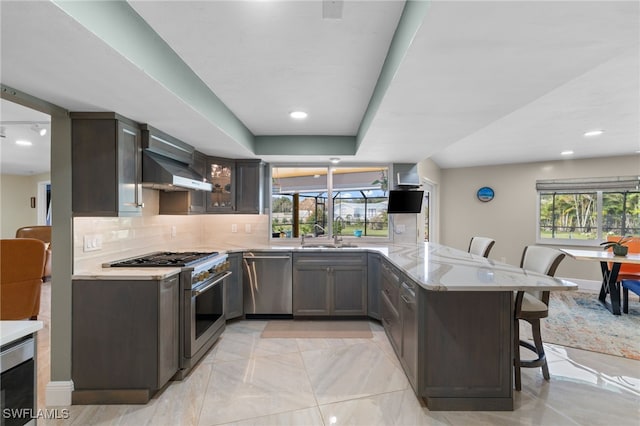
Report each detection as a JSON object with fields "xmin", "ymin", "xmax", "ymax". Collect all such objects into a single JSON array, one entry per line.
[
  {"xmin": 419, "ymin": 291, "xmax": 514, "ymax": 411},
  {"xmin": 72, "ymin": 389, "xmax": 151, "ymax": 405},
  {"xmin": 424, "ymin": 396, "xmax": 513, "ymax": 411}
]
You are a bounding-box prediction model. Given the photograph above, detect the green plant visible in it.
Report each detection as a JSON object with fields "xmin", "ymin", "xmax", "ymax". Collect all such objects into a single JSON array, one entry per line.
[
  {"xmin": 371, "ymin": 171, "xmax": 388, "ymax": 193},
  {"xmin": 600, "ymin": 236, "xmax": 631, "ymax": 256}
]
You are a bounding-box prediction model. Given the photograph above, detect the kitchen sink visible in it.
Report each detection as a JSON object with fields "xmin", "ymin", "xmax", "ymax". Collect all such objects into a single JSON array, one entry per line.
[{"xmin": 300, "ymin": 243, "xmax": 358, "ymax": 249}]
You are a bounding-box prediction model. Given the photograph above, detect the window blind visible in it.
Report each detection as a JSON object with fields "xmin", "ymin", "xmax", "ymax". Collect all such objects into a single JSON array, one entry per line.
[{"xmin": 536, "ymin": 176, "xmax": 640, "ymax": 192}]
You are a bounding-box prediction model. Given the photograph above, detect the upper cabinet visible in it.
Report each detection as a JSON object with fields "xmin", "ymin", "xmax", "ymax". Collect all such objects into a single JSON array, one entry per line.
[
  {"xmin": 71, "ymin": 112, "xmax": 143, "ymax": 216},
  {"xmin": 205, "ymin": 158, "xmax": 264, "ymax": 214},
  {"xmin": 206, "ymin": 157, "xmax": 235, "ymax": 213},
  {"xmin": 235, "ymin": 160, "xmax": 264, "ymax": 214}
]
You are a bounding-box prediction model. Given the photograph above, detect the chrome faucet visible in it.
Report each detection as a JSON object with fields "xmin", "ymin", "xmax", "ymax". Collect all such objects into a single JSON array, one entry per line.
[
  {"xmin": 333, "ymin": 233, "xmax": 343, "ymax": 245},
  {"xmin": 313, "ymin": 223, "xmax": 327, "ymax": 237}
]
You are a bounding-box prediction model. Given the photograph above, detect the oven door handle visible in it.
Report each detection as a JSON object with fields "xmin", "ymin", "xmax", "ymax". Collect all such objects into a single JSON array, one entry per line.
[{"xmin": 192, "ymin": 271, "xmax": 232, "ymax": 296}]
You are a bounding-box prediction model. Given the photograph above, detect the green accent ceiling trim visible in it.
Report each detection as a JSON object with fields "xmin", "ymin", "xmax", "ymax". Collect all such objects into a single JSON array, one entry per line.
[
  {"xmin": 52, "ymin": 0, "xmax": 254, "ymax": 151},
  {"xmin": 356, "ymin": 0, "xmax": 431, "ymax": 150},
  {"xmin": 255, "ymin": 136, "xmax": 356, "ymax": 156}
]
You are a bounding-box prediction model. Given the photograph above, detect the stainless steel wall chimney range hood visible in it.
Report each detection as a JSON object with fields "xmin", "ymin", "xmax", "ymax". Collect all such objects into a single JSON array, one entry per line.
[
  {"xmin": 140, "ymin": 124, "xmax": 212, "ymax": 192},
  {"xmin": 142, "ymin": 151, "xmax": 212, "ymax": 192}
]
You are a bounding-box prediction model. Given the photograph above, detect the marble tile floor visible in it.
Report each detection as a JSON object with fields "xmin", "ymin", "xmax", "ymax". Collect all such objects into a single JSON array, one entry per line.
[{"xmin": 37, "ymin": 283, "xmax": 639, "ymax": 426}]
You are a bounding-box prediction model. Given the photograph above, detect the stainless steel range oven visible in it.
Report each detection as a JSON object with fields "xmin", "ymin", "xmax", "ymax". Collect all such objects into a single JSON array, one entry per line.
[{"xmin": 110, "ymin": 251, "xmax": 231, "ymax": 378}]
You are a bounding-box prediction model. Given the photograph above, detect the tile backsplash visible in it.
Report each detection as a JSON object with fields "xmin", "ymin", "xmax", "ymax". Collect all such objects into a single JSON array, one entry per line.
[{"xmin": 74, "ymin": 190, "xmax": 269, "ymax": 270}]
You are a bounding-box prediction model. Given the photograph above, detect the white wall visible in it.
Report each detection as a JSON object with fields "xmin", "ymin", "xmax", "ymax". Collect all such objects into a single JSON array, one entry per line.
[
  {"xmin": 435, "ymin": 154, "xmax": 640, "ymax": 281},
  {"xmin": 0, "ymin": 172, "xmax": 50, "ymax": 238}
]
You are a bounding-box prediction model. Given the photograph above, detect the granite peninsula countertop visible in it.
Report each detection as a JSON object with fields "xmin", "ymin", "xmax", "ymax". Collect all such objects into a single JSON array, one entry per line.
[{"xmin": 74, "ymin": 242, "xmax": 577, "ymax": 292}]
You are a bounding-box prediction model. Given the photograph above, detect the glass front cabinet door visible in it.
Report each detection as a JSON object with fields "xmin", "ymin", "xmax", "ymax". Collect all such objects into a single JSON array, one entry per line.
[{"xmin": 207, "ymin": 158, "xmax": 235, "ymax": 213}]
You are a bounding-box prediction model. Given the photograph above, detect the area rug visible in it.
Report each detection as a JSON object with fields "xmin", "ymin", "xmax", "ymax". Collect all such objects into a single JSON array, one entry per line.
[
  {"xmin": 521, "ymin": 291, "xmax": 640, "ymax": 360},
  {"xmin": 261, "ymin": 320, "xmax": 373, "ymax": 339}
]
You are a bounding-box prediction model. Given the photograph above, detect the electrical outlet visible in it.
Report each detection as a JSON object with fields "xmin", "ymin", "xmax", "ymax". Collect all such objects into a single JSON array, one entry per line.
[
  {"xmin": 171, "ymin": 226, "xmax": 177, "ymax": 238},
  {"xmin": 83, "ymin": 234, "xmax": 102, "ymax": 252},
  {"xmin": 231, "ymin": 224, "xmax": 238, "ymax": 233},
  {"xmin": 396, "ymin": 224, "xmax": 406, "ymax": 233},
  {"xmin": 245, "ymin": 224, "xmax": 252, "ymax": 233}
]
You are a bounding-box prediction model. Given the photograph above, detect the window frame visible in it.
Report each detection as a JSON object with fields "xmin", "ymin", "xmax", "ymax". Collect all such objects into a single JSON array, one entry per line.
[
  {"xmin": 269, "ymin": 163, "xmax": 393, "ymax": 242},
  {"xmin": 535, "ymin": 176, "xmax": 640, "ymax": 246}
]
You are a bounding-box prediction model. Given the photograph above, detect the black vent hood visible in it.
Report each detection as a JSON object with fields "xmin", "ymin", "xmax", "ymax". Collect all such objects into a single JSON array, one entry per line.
[{"xmin": 140, "ymin": 124, "xmax": 212, "ymax": 192}]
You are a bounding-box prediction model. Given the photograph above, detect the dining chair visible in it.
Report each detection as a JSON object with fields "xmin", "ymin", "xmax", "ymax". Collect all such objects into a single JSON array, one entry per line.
[
  {"xmin": 608, "ymin": 236, "xmax": 640, "ymax": 314},
  {"xmin": 0, "ymin": 238, "xmax": 47, "ymax": 320},
  {"xmin": 16, "ymin": 225, "xmax": 52, "ymax": 280},
  {"xmin": 513, "ymin": 245, "xmax": 565, "ymax": 391},
  {"xmin": 467, "ymin": 236, "xmax": 496, "ymax": 258}
]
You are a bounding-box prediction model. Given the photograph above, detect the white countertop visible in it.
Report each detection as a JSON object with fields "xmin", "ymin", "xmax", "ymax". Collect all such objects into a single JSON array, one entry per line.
[
  {"xmin": 1, "ymin": 321, "xmax": 44, "ymax": 346},
  {"xmin": 73, "ymin": 266, "xmax": 182, "ymax": 280},
  {"xmin": 75, "ymin": 242, "xmax": 577, "ymax": 292}
]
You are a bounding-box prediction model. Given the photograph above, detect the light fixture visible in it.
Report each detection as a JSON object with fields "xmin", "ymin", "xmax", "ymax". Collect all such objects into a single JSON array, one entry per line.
[
  {"xmin": 561, "ymin": 150, "xmax": 574, "ymax": 156},
  {"xmin": 583, "ymin": 129, "xmax": 604, "ymax": 137},
  {"xmin": 16, "ymin": 140, "xmax": 33, "ymax": 146},
  {"xmin": 329, "ymin": 157, "xmax": 341, "ymax": 164},
  {"xmin": 30, "ymin": 124, "xmax": 47, "ymax": 136},
  {"xmin": 289, "ymin": 111, "xmax": 308, "ymax": 119}
]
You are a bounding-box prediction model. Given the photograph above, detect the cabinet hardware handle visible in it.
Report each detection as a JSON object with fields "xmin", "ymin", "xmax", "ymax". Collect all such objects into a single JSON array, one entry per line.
[
  {"xmin": 401, "ymin": 295, "xmax": 415, "ymax": 305},
  {"xmin": 193, "ymin": 271, "xmax": 232, "ymax": 296}
]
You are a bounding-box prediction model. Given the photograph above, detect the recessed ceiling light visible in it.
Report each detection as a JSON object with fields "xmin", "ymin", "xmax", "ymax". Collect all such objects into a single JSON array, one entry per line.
[
  {"xmin": 16, "ymin": 140, "xmax": 32, "ymax": 146},
  {"xmin": 30, "ymin": 124, "xmax": 47, "ymax": 136},
  {"xmin": 329, "ymin": 157, "xmax": 341, "ymax": 164},
  {"xmin": 561, "ymin": 150, "xmax": 574, "ymax": 156},
  {"xmin": 289, "ymin": 111, "xmax": 308, "ymax": 119},
  {"xmin": 583, "ymin": 129, "xmax": 604, "ymax": 137}
]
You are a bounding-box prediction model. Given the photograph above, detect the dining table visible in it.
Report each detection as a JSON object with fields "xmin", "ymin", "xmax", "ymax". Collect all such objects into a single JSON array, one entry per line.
[{"xmin": 560, "ymin": 248, "xmax": 640, "ymax": 315}]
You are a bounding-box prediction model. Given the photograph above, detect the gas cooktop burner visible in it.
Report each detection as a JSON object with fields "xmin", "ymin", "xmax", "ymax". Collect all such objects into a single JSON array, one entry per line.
[{"xmin": 110, "ymin": 251, "xmax": 219, "ymax": 267}]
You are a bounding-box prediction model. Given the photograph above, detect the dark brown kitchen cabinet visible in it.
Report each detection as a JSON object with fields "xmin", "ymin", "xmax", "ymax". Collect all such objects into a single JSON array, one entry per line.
[
  {"xmin": 158, "ymin": 151, "xmax": 207, "ymax": 214},
  {"xmin": 71, "ymin": 273, "xmax": 180, "ymax": 404},
  {"xmin": 71, "ymin": 112, "xmax": 142, "ymax": 216},
  {"xmin": 293, "ymin": 253, "xmax": 367, "ymax": 316}
]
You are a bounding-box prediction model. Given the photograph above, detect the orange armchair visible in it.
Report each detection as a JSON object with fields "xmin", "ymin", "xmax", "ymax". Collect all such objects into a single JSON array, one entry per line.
[
  {"xmin": 16, "ymin": 225, "xmax": 51, "ymax": 280},
  {"xmin": 0, "ymin": 238, "xmax": 47, "ymax": 320}
]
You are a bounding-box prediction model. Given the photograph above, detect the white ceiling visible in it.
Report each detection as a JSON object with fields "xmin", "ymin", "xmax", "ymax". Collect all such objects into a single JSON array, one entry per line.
[{"xmin": 1, "ymin": 0, "xmax": 638, "ymax": 176}]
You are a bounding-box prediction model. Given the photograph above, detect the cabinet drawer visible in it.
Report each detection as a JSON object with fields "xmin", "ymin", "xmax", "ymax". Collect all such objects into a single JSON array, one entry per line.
[
  {"xmin": 381, "ymin": 291, "xmax": 401, "ymax": 354},
  {"xmin": 381, "ymin": 261, "xmax": 400, "ymax": 309}
]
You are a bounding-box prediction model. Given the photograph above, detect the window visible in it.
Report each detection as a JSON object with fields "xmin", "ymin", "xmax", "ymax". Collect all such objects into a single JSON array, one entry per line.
[
  {"xmin": 271, "ymin": 166, "xmax": 389, "ymax": 239},
  {"xmin": 537, "ymin": 176, "xmax": 640, "ymax": 244}
]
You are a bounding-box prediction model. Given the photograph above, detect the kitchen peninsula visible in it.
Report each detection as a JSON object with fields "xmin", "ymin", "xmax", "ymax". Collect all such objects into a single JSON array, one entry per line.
[{"xmin": 73, "ymin": 242, "xmax": 577, "ymax": 411}]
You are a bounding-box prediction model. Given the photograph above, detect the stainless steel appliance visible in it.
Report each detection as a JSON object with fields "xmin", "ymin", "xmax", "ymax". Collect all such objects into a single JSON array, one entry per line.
[
  {"xmin": 1, "ymin": 336, "xmax": 36, "ymax": 426},
  {"xmin": 109, "ymin": 251, "xmax": 230, "ymax": 378},
  {"xmin": 243, "ymin": 252, "xmax": 292, "ymax": 317}
]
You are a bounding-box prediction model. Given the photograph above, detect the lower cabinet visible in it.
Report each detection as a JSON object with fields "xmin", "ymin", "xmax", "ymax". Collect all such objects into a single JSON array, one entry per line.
[
  {"xmin": 72, "ymin": 273, "xmax": 180, "ymax": 404},
  {"xmin": 293, "ymin": 253, "xmax": 367, "ymax": 316},
  {"xmin": 380, "ymin": 260, "xmax": 402, "ymax": 353},
  {"xmin": 367, "ymin": 252, "xmax": 381, "ymax": 320},
  {"xmin": 224, "ymin": 252, "xmax": 244, "ymax": 320}
]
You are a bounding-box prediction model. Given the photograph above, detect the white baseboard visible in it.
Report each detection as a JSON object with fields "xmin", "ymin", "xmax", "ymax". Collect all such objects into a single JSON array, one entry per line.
[
  {"xmin": 45, "ymin": 381, "xmax": 74, "ymax": 407},
  {"xmin": 558, "ymin": 277, "xmax": 600, "ymax": 293}
]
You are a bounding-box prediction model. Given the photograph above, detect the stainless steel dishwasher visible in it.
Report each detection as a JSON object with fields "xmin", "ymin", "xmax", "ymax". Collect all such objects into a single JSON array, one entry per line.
[{"xmin": 243, "ymin": 252, "xmax": 293, "ymax": 317}]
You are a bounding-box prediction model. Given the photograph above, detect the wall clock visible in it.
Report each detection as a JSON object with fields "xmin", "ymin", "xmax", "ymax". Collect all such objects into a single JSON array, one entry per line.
[{"xmin": 476, "ymin": 187, "xmax": 495, "ymax": 202}]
